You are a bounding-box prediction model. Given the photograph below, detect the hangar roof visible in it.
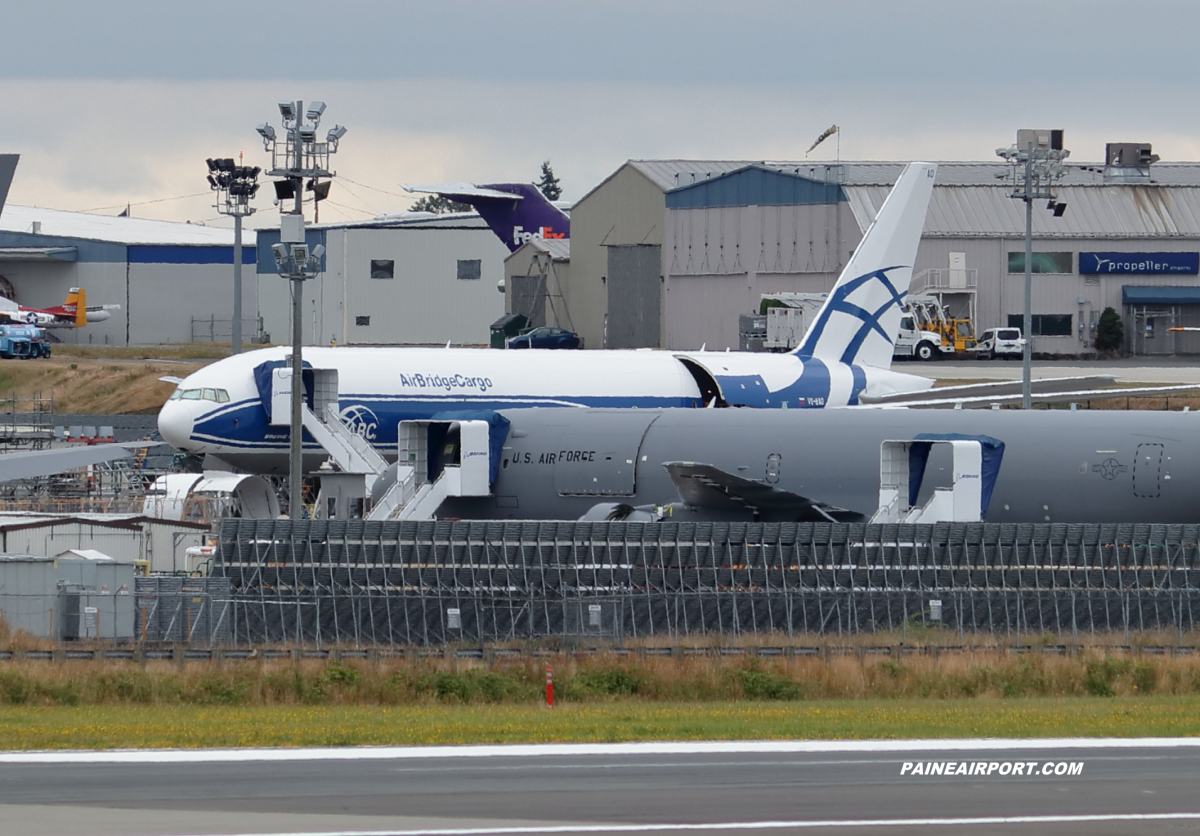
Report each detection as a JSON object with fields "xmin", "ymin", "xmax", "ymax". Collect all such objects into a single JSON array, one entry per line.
[
  {"xmin": 308, "ymin": 212, "xmax": 489, "ymax": 232},
  {"xmin": 0, "ymin": 204, "xmax": 252, "ymax": 246},
  {"xmin": 633, "ymin": 159, "xmax": 1200, "ymax": 190},
  {"xmin": 844, "ymin": 184, "xmax": 1200, "ymax": 239},
  {"xmin": 629, "ymin": 159, "xmax": 1200, "ymax": 239}
]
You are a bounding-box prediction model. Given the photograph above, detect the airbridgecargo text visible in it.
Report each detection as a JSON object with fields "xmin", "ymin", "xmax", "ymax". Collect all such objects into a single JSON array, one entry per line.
[
  {"xmin": 399, "ymin": 373, "xmax": 494, "ymax": 393},
  {"xmin": 901, "ymin": 761, "xmax": 1083, "ymax": 777}
]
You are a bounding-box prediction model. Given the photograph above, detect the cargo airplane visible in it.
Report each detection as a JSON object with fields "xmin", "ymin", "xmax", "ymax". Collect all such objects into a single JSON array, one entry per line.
[
  {"xmin": 159, "ymin": 163, "xmax": 948, "ymax": 471},
  {"xmin": 0, "ymin": 287, "xmax": 120, "ymax": 328}
]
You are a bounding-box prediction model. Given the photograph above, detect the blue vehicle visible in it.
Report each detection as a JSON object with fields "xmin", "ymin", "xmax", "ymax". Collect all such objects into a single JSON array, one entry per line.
[
  {"xmin": 507, "ymin": 326, "xmax": 581, "ymax": 349},
  {"xmin": 0, "ymin": 325, "xmax": 51, "ymax": 359}
]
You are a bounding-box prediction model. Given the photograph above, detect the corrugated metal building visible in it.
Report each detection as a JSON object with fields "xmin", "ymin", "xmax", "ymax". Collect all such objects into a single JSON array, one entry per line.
[
  {"xmin": 0, "ymin": 515, "xmax": 210, "ymax": 574},
  {"xmin": 0, "ymin": 205, "xmax": 507, "ymax": 348},
  {"xmin": 557, "ymin": 151, "xmax": 1200, "ymax": 355},
  {"xmin": 0, "ymin": 205, "xmax": 255, "ymax": 346},
  {"xmin": 255, "ymin": 213, "xmax": 508, "ymax": 347},
  {"xmin": 504, "ymin": 238, "xmax": 572, "ymax": 333}
]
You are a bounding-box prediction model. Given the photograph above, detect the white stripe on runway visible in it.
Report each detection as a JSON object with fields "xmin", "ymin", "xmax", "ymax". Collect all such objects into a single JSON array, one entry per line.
[
  {"xmin": 3, "ymin": 737, "xmax": 1200, "ymax": 764},
  {"xmin": 172, "ymin": 811, "xmax": 1200, "ymax": 836}
]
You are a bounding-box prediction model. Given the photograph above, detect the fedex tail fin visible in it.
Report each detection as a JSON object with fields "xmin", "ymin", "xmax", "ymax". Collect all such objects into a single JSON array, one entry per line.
[
  {"xmin": 403, "ymin": 182, "xmax": 569, "ymax": 252},
  {"xmin": 794, "ymin": 162, "xmax": 936, "ymax": 368},
  {"xmin": 65, "ymin": 287, "xmax": 86, "ymax": 327}
]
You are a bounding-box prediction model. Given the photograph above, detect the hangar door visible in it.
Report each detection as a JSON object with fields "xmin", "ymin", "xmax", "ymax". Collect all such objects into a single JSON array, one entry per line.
[
  {"xmin": 607, "ymin": 244, "xmax": 661, "ymax": 348},
  {"xmin": 510, "ymin": 274, "xmax": 547, "ymax": 328},
  {"xmin": 554, "ymin": 410, "xmax": 661, "ymax": 496}
]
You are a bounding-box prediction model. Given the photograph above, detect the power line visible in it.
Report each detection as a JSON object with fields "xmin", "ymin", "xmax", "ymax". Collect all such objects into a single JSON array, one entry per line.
[
  {"xmin": 338, "ymin": 176, "xmax": 412, "ymax": 201},
  {"xmin": 328, "ymin": 179, "xmax": 382, "ymax": 216},
  {"xmin": 80, "ymin": 191, "xmax": 210, "ymax": 214}
]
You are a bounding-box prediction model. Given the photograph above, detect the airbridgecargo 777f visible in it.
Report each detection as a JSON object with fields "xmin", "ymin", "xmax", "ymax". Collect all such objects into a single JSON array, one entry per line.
[{"xmin": 159, "ymin": 164, "xmax": 943, "ymax": 473}]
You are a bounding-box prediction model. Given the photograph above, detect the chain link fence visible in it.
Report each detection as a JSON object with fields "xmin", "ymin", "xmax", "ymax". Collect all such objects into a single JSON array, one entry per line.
[{"xmin": 212, "ymin": 520, "xmax": 1200, "ymax": 646}]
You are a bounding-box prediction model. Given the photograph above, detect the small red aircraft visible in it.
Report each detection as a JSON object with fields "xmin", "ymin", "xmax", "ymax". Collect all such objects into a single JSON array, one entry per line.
[{"xmin": 0, "ymin": 287, "xmax": 120, "ymax": 328}]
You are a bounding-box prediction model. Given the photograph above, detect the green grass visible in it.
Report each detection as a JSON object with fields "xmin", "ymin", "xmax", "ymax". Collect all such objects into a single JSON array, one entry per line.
[{"xmin": 2, "ymin": 698, "xmax": 1199, "ymax": 750}]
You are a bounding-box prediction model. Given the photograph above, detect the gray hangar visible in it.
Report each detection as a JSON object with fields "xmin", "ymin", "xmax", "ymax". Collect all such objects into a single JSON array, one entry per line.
[{"xmin": 519, "ymin": 143, "xmax": 1200, "ymax": 356}]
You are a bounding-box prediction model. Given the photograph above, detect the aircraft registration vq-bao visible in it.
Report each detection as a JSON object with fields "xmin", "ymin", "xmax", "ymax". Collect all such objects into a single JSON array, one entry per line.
[{"xmin": 159, "ymin": 162, "xmax": 943, "ymax": 471}]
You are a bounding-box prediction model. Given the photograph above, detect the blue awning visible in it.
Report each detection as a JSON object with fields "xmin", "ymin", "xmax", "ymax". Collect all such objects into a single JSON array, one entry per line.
[{"xmin": 1122, "ymin": 286, "xmax": 1200, "ymax": 305}]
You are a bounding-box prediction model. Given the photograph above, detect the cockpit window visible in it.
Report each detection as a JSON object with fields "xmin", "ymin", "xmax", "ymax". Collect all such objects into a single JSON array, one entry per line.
[{"xmin": 169, "ymin": 387, "xmax": 230, "ymax": 402}]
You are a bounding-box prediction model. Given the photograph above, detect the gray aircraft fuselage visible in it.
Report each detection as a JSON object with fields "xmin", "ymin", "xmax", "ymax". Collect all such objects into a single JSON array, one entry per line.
[{"xmin": 438, "ymin": 407, "xmax": 1199, "ymax": 524}]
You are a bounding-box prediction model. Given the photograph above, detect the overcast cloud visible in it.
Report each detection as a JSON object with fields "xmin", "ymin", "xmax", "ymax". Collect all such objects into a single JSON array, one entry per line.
[{"xmin": 1, "ymin": 1, "xmax": 1198, "ymax": 225}]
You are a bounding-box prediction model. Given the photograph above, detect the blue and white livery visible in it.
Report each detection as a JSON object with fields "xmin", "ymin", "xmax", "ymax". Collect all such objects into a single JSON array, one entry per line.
[{"xmin": 158, "ymin": 164, "xmax": 938, "ymax": 473}]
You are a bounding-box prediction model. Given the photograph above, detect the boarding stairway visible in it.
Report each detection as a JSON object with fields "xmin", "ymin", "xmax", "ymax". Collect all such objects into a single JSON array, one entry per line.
[
  {"xmin": 868, "ymin": 435, "xmax": 1004, "ymax": 524},
  {"xmin": 268, "ymin": 364, "xmax": 491, "ymax": 521}
]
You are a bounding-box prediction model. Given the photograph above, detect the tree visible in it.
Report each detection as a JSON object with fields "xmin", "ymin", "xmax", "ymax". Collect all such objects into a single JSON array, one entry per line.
[
  {"xmin": 409, "ymin": 194, "xmax": 471, "ymax": 214},
  {"xmin": 1095, "ymin": 306, "xmax": 1124, "ymax": 352},
  {"xmin": 537, "ymin": 160, "xmax": 562, "ymax": 201}
]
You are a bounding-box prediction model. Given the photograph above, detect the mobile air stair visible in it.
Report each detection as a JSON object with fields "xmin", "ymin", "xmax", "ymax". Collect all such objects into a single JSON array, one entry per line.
[
  {"xmin": 868, "ymin": 433, "xmax": 1005, "ymax": 524},
  {"xmin": 266, "ymin": 364, "xmax": 492, "ymax": 521}
]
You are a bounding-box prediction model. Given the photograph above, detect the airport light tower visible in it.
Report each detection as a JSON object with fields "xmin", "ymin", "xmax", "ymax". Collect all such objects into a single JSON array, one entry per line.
[
  {"xmin": 996, "ymin": 130, "xmax": 1069, "ymax": 409},
  {"xmin": 206, "ymin": 157, "xmax": 260, "ymax": 355},
  {"xmin": 256, "ymin": 100, "xmax": 347, "ymax": 519}
]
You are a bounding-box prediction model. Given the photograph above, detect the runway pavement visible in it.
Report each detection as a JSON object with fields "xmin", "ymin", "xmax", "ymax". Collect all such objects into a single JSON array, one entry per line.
[
  {"xmin": 2, "ymin": 739, "xmax": 1199, "ymax": 836},
  {"xmin": 921, "ymin": 357, "xmax": 1200, "ymax": 384}
]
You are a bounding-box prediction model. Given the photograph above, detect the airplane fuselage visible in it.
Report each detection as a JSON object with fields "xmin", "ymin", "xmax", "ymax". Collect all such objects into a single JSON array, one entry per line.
[
  {"xmin": 157, "ymin": 346, "xmax": 934, "ymax": 473},
  {"xmin": 439, "ymin": 407, "xmax": 1200, "ymax": 525}
]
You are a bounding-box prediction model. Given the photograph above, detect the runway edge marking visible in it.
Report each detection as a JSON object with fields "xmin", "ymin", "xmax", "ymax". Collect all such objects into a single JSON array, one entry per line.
[{"xmin": 4, "ymin": 737, "xmax": 1200, "ymax": 764}]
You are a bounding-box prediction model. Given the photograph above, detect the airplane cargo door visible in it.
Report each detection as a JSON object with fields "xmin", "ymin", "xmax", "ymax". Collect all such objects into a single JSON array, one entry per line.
[
  {"xmin": 1133, "ymin": 443, "xmax": 1164, "ymax": 498},
  {"xmin": 554, "ymin": 410, "xmax": 661, "ymax": 496}
]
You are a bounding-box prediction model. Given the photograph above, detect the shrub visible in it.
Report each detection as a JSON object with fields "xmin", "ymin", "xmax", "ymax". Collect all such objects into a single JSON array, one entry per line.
[
  {"xmin": 1095, "ymin": 307, "xmax": 1124, "ymax": 352},
  {"xmin": 570, "ymin": 667, "xmax": 644, "ymax": 697},
  {"xmin": 1084, "ymin": 656, "xmax": 1130, "ymax": 697},
  {"xmin": 726, "ymin": 663, "xmax": 801, "ymax": 700}
]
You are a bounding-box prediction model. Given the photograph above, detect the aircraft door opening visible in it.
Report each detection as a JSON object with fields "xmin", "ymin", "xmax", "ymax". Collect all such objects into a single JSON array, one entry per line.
[
  {"xmin": 1133, "ymin": 443, "xmax": 1164, "ymax": 498},
  {"xmin": 554, "ymin": 410, "xmax": 661, "ymax": 496}
]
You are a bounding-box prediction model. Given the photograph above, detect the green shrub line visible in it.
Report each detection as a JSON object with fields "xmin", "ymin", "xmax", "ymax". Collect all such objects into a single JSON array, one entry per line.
[{"xmin": 3, "ymin": 651, "xmax": 1200, "ymax": 707}]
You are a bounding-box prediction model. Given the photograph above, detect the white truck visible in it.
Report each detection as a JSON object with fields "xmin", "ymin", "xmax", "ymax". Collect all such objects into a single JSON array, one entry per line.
[
  {"xmin": 758, "ymin": 291, "xmax": 950, "ymax": 359},
  {"xmin": 893, "ymin": 311, "xmax": 950, "ymax": 361}
]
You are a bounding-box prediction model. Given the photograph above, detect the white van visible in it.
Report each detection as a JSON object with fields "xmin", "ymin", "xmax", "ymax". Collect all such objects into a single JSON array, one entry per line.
[{"xmin": 974, "ymin": 327, "xmax": 1024, "ymax": 360}]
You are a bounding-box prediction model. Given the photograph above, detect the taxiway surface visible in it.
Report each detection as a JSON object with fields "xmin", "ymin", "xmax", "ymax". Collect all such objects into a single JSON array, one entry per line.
[{"xmin": 2, "ymin": 739, "xmax": 1199, "ymax": 836}]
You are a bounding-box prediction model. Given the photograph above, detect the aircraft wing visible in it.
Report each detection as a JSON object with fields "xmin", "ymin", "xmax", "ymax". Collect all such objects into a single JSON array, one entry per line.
[
  {"xmin": 859, "ymin": 375, "xmax": 1119, "ymax": 406},
  {"xmin": 403, "ymin": 183, "xmax": 524, "ymax": 201},
  {"xmin": 863, "ymin": 383, "xmax": 1200, "ymax": 409},
  {"xmin": 159, "ymin": 375, "xmax": 184, "ymax": 385},
  {"xmin": 0, "ymin": 444, "xmax": 146, "ymax": 483},
  {"xmin": 664, "ymin": 462, "xmax": 865, "ymax": 523}
]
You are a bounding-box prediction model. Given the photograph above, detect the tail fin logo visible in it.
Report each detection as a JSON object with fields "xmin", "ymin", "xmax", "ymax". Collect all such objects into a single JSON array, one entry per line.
[
  {"xmin": 796, "ymin": 266, "xmax": 907, "ymax": 364},
  {"xmin": 513, "ymin": 226, "xmax": 566, "ymax": 247}
]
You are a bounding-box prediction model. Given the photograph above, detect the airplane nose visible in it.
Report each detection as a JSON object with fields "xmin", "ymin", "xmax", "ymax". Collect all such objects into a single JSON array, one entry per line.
[{"xmin": 157, "ymin": 404, "xmax": 195, "ymax": 449}]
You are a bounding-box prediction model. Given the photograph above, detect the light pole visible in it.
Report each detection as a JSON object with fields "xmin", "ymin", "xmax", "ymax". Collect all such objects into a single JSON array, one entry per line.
[
  {"xmin": 206, "ymin": 157, "xmax": 260, "ymax": 354},
  {"xmin": 996, "ymin": 130, "xmax": 1069, "ymax": 409},
  {"xmin": 256, "ymin": 100, "xmax": 346, "ymax": 519}
]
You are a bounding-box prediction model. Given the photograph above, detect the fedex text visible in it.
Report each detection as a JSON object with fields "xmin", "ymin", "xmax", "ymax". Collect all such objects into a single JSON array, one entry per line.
[{"xmin": 513, "ymin": 226, "xmax": 566, "ymax": 247}]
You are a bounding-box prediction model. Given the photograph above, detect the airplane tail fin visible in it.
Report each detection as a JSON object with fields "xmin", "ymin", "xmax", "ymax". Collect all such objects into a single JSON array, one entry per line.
[
  {"xmin": 65, "ymin": 287, "xmax": 86, "ymax": 327},
  {"xmin": 403, "ymin": 182, "xmax": 570, "ymax": 252},
  {"xmin": 794, "ymin": 162, "xmax": 937, "ymax": 368}
]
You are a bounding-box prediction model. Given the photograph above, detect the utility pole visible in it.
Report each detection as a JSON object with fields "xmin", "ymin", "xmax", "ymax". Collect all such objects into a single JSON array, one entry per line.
[
  {"xmin": 206, "ymin": 158, "xmax": 260, "ymax": 354},
  {"xmin": 997, "ymin": 130, "xmax": 1069, "ymax": 409},
  {"xmin": 256, "ymin": 101, "xmax": 346, "ymax": 518}
]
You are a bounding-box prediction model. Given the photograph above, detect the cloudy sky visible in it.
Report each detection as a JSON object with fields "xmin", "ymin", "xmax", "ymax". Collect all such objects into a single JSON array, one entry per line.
[{"xmin": 1, "ymin": 0, "xmax": 1197, "ymax": 227}]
